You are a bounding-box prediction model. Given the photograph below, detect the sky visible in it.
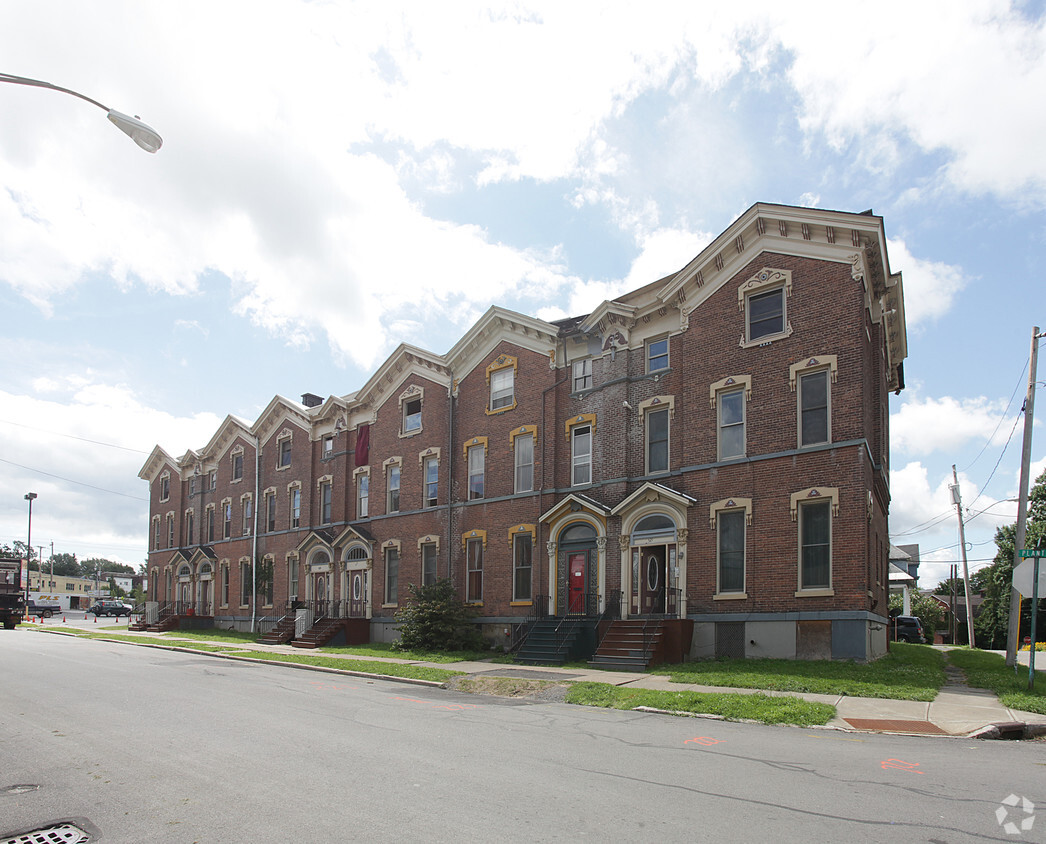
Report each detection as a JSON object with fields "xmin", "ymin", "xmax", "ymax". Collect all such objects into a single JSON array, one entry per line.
[{"xmin": 0, "ymin": 0, "xmax": 1043, "ymax": 591}]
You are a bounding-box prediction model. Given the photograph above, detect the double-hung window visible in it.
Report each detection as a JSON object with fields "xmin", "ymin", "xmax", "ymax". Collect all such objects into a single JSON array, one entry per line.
[
  {"xmin": 266, "ymin": 493, "xmax": 276, "ymax": 532},
  {"xmin": 278, "ymin": 438, "xmax": 292, "ymax": 468},
  {"xmin": 747, "ymin": 288, "xmax": 785, "ymax": 341},
  {"xmin": 647, "ymin": 337, "xmax": 669, "ymax": 372},
  {"xmin": 384, "ymin": 546, "xmax": 399, "ymax": 605},
  {"xmin": 167, "ymin": 514, "xmax": 175, "ymax": 548},
  {"xmin": 387, "ymin": 465, "xmax": 400, "ymax": 513},
  {"xmin": 403, "ymin": 398, "xmax": 422, "ymax": 434},
  {"xmin": 357, "ymin": 473, "xmax": 369, "ymax": 518},
  {"xmin": 159, "ymin": 474, "xmax": 170, "ymax": 502},
  {"xmin": 466, "ymin": 538, "xmax": 483, "ymax": 602},
  {"xmin": 717, "ymin": 510, "xmax": 745, "ymax": 593},
  {"xmin": 320, "ymin": 481, "xmax": 332, "ymax": 524},
  {"xmin": 232, "ymin": 452, "xmax": 243, "ymax": 482},
  {"xmin": 421, "ymin": 543, "xmax": 437, "ymax": 587},
  {"xmin": 290, "ymin": 488, "xmax": 301, "ymax": 528},
  {"xmin": 571, "ymin": 424, "xmax": 592, "ymax": 486},
  {"xmin": 223, "ymin": 503, "xmax": 232, "ymax": 539},
  {"xmin": 799, "ymin": 370, "xmax": 830, "ymax": 446},
  {"xmin": 572, "ymin": 358, "xmax": 592, "ymax": 392},
  {"xmin": 513, "ymin": 533, "xmax": 532, "ymax": 602},
  {"xmin": 800, "ymin": 500, "xmax": 831, "ymax": 590},
  {"xmin": 490, "ymin": 368, "xmax": 514, "ymax": 411},
  {"xmin": 242, "ymin": 496, "xmax": 252, "ymax": 535},
  {"xmin": 186, "ymin": 511, "xmax": 194, "ymax": 546},
  {"xmin": 240, "ymin": 561, "xmax": 251, "ymax": 606},
  {"xmin": 514, "ymin": 433, "xmax": 534, "ymax": 493},
  {"xmin": 206, "ymin": 507, "xmax": 215, "ymax": 543},
  {"xmin": 468, "ymin": 444, "xmax": 485, "ymax": 500},
  {"xmin": 646, "ymin": 408, "xmax": 669, "ymax": 474},
  {"xmin": 718, "ymin": 388, "xmax": 746, "ymax": 460},
  {"xmin": 423, "ymin": 457, "xmax": 438, "ymax": 508}
]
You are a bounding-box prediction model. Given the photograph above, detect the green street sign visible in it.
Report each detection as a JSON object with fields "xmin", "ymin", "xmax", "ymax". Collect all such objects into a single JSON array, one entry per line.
[{"xmin": 1019, "ymin": 549, "xmax": 1046, "ymax": 558}]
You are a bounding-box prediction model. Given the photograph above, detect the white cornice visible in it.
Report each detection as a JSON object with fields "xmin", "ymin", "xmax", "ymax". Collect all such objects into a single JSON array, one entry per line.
[{"xmin": 446, "ymin": 306, "xmax": 559, "ymax": 386}]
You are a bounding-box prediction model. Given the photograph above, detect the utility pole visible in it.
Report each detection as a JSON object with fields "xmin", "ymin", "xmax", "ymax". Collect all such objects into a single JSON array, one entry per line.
[
  {"xmin": 1006, "ymin": 326, "xmax": 1041, "ymax": 667},
  {"xmin": 950, "ymin": 466, "xmax": 975, "ymax": 648}
]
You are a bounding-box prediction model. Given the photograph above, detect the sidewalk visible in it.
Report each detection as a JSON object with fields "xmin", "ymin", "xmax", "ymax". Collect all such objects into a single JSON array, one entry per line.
[{"xmin": 49, "ymin": 626, "xmax": 1046, "ymax": 739}]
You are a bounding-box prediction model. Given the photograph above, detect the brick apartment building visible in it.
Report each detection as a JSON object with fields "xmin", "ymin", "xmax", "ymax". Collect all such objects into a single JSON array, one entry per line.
[{"xmin": 140, "ymin": 202, "xmax": 907, "ymax": 661}]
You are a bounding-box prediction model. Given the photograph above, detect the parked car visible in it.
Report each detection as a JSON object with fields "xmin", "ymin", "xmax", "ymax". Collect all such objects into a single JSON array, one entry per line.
[
  {"xmin": 893, "ymin": 615, "xmax": 925, "ymax": 644},
  {"xmin": 27, "ymin": 601, "xmax": 61, "ymax": 619},
  {"xmin": 87, "ymin": 600, "xmax": 132, "ymax": 617}
]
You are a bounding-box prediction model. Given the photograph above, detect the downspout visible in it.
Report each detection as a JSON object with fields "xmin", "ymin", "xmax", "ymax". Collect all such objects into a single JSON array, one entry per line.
[
  {"xmin": 251, "ymin": 436, "xmax": 260, "ymax": 633},
  {"xmin": 446, "ymin": 375, "xmax": 455, "ymax": 583}
]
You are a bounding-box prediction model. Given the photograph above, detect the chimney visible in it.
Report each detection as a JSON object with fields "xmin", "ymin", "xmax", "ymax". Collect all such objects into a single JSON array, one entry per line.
[{"xmin": 301, "ymin": 393, "xmax": 323, "ymax": 408}]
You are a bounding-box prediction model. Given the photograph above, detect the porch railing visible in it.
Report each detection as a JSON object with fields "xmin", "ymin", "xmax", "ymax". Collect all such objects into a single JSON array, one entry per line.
[{"xmin": 507, "ymin": 595, "xmax": 550, "ymax": 653}]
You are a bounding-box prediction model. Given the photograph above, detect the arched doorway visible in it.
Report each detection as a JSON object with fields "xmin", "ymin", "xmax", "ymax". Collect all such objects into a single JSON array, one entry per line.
[
  {"xmin": 343, "ymin": 545, "xmax": 370, "ymax": 618},
  {"xmin": 559, "ymin": 522, "xmax": 597, "ymax": 617},
  {"xmin": 198, "ymin": 561, "xmax": 213, "ymax": 615},
  {"xmin": 629, "ymin": 514, "xmax": 677, "ymax": 617},
  {"xmin": 177, "ymin": 563, "xmax": 193, "ymax": 609},
  {"xmin": 307, "ymin": 549, "xmax": 331, "ymax": 612}
]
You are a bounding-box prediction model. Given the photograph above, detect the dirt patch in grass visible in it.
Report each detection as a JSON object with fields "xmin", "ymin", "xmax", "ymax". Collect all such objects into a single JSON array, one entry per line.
[{"xmin": 448, "ymin": 675, "xmax": 570, "ymax": 702}]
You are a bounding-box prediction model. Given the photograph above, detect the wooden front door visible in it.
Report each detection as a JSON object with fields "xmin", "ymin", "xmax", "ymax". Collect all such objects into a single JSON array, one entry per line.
[
  {"xmin": 640, "ymin": 547, "xmax": 666, "ymax": 614},
  {"xmin": 568, "ymin": 552, "xmax": 587, "ymax": 614},
  {"xmin": 349, "ymin": 570, "xmax": 367, "ymax": 618}
]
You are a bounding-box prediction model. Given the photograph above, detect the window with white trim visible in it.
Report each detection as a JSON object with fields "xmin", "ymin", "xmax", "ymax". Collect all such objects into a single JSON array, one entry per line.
[
  {"xmin": 514, "ymin": 432, "xmax": 534, "ymax": 493},
  {"xmin": 290, "ymin": 487, "xmax": 301, "ymax": 528},
  {"xmin": 423, "ymin": 456, "xmax": 438, "ymax": 508},
  {"xmin": 646, "ymin": 407, "xmax": 669, "ymax": 474},
  {"xmin": 387, "ymin": 465, "xmax": 400, "ymax": 513},
  {"xmin": 490, "ymin": 367, "xmax": 514, "ymax": 411},
  {"xmin": 240, "ymin": 560, "xmax": 251, "ymax": 606},
  {"xmin": 718, "ymin": 388, "xmax": 746, "ymax": 460},
  {"xmin": 572, "ymin": 358, "xmax": 592, "ymax": 392},
  {"xmin": 320, "ymin": 480, "xmax": 332, "ymax": 524},
  {"xmin": 513, "ymin": 533, "xmax": 532, "ymax": 602},
  {"xmin": 288, "ymin": 557, "xmax": 299, "ymax": 600},
  {"xmin": 223, "ymin": 500, "xmax": 232, "ymax": 539},
  {"xmin": 277, "ymin": 437, "xmax": 292, "ymax": 469},
  {"xmin": 384, "ymin": 546, "xmax": 399, "ymax": 604},
  {"xmin": 467, "ymin": 443, "xmax": 485, "ymax": 500},
  {"xmin": 153, "ymin": 516, "xmax": 161, "ymax": 550},
  {"xmin": 402, "ymin": 397, "xmax": 422, "ymax": 434},
  {"xmin": 356, "ymin": 472, "xmax": 369, "ymax": 518},
  {"xmin": 166, "ymin": 514, "xmax": 175, "ymax": 548},
  {"xmin": 717, "ymin": 510, "xmax": 745, "ymax": 594},
  {"xmin": 220, "ymin": 564, "xmax": 229, "ymax": 607},
  {"xmin": 800, "ymin": 500, "xmax": 831, "ymax": 590},
  {"xmin": 466, "ymin": 538, "xmax": 483, "ymax": 602},
  {"xmin": 206, "ymin": 505, "xmax": 215, "ymax": 543},
  {"xmin": 159, "ymin": 472, "xmax": 170, "ymax": 502},
  {"xmin": 242, "ymin": 495, "xmax": 253, "ymax": 535},
  {"xmin": 799, "ymin": 370, "xmax": 830, "ymax": 447},
  {"xmin": 421, "ymin": 542, "xmax": 437, "ymax": 587},
  {"xmin": 647, "ymin": 337, "xmax": 669, "ymax": 372},
  {"xmin": 231, "ymin": 450, "xmax": 243, "ymax": 482},
  {"xmin": 571, "ymin": 424, "xmax": 592, "ymax": 486},
  {"xmin": 747, "ymin": 288, "xmax": 785, "ymax": 341},
  {"xmin": 265, "ymin": 492, "xmax": 276, "ymax": 533},
  {"xmin": 185, "ymin": 510, "xmax": 195, "ymax": 546},
  {"xmin": 322, "ymin": 436, "xmax": 334, "ymax": 458}
]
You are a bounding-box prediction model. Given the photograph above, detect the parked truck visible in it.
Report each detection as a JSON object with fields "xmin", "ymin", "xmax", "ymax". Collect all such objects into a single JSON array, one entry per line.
[{"xmin": 1, "ymin": 555, "xmax": 27, "ymax": 629}]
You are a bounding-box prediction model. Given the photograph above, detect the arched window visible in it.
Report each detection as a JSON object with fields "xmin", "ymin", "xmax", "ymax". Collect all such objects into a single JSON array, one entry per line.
[
  {"xmin": 560, "ymin": 523, "xmax": 596, "ymax": 544},
  {"xmin": 345, "ymin": 546, "xmax": 368, "ymax": 562}
]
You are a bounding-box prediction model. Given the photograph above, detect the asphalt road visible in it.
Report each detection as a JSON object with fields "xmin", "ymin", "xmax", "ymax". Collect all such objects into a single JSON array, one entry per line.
[{"xmin": 1, "ymin": 630, "xmax": 1042, "ymax": 843}]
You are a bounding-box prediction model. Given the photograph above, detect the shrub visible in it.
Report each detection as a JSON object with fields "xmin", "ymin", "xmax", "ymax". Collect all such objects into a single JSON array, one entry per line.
[{"xmin": 393, "ymin": 578, "xmax": 486, "ymax": 653}]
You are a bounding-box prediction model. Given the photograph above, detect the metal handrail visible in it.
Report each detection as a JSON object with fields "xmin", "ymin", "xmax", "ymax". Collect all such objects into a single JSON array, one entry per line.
[{"xmin": 508, "ymin": 595, "xmax": 549, "ymax": 653}]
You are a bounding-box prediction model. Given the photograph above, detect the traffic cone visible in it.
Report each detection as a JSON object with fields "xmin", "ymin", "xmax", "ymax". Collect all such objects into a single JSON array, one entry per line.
[
  {"xmin": 62, "ymin": 616, "xmax": 66, "ymax": 623},
  {"xmin": 93, "ymin": 615, "xmax": 96, "ymax": 623}
]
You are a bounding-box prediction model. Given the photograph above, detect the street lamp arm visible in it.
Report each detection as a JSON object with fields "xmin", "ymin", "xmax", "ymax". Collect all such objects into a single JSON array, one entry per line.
[{"xmin": 0, "ymin": 72, "xmax": 162, "ymax": 153}]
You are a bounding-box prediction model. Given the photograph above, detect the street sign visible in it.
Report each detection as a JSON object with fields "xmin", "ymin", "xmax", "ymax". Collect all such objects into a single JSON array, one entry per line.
[
  {"xmin": 1018, "ymin": 549, "xmax": 1046, "ymax": 558},
  {"xmin": 1012, "ymin": 559, "xmax": 1046, "ymax": 596}
]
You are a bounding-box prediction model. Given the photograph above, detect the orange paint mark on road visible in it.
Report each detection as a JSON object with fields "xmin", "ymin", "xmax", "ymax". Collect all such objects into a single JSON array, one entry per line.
[
  {"xmin": 684, "ymin": 736, "xmax": 723, "ymax": 746},
  {"xmin": 881, "ymin": 759, "xmax": 925, "ymax": 774}
]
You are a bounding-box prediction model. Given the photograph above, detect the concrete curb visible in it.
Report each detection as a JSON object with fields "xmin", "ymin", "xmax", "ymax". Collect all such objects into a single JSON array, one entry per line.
[{"xmin": 47, "ymin": 629, "xmax": 449, "ymax": 688}]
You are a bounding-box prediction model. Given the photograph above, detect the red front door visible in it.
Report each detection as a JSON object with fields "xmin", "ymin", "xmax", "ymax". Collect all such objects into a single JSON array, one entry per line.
[{"xmin": 568, "ymin": 553, "xmax": 586, "ymax": 614}]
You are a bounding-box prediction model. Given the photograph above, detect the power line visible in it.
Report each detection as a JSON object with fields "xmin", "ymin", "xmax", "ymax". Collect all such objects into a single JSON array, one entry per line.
[
  {"xmin": 960, "ymin": 359, "xmax": 1028, "ymax": 473},
  {"xmin": 0, "ymin": 457, "xmax": 147, "ymax": 501},
  {"xmin": 0, "ymin": 418, "xmax": 151, "ymax": 454}
]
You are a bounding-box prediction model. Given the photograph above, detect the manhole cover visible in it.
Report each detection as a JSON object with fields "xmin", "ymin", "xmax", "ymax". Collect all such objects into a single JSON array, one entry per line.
[
  {"xmin": 1, "ymin": 820, "xmax": 98, "ymax": 844},
  {"xmin": 844, "ymin": 718, "xmax": 950, "ymax": 735}
]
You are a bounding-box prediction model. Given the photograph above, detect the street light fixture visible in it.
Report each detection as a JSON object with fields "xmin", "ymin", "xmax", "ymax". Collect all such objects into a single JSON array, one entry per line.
[
  {"xmin": 24, "ymin": 492, "xmax": 37, "ymax": 604},
  {"xmin": 0, "ymin": 72, "xmax": 162, "ymax": 152}
]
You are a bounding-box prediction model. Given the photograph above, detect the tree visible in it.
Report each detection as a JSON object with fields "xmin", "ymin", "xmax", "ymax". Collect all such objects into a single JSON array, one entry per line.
[
  {"xmin": 393, "ymin": 578, "xmax": 485, "ymax": 653},
  {"xmin": 46, "ymin": 552, "xmax": 80, "ymax": 577},
  {"xmin": 974, "ymin": 469, "xmax": 1046, "ymax": 649},
  {"xmin": 888, "ymin": 591, "xmax": 945, "ymax": 641}
]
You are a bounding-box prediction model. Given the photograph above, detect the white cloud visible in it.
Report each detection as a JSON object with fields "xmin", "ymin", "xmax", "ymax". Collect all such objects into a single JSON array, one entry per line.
[
  {"xmin": 892, "ymin": 393, "xmax": 1011, "ymax": 456},
  {"xmin": 884, "ymin": 239, "xmax": 966, "ymax": 327}
]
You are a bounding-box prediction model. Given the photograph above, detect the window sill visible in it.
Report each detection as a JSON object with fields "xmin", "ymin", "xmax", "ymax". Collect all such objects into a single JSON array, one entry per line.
[
  {"xmin": 795, "ymin": 588, "xmax": 834, "ymax": 598},
  {"xmin": 740, "ymin": 326, "xmax": 792, "ymax": 349},
  {"xmin": 467, "ymin": 601, "xmax": 484, "ymax": 607},
  {"xmin": 398, "ymin": 428, "xmax": 423, "ymax": 439},
  {"xmin": 485, "ymin": 402, "xmax": 517, "ymax": 416},
  {"xmin": 381, "ymin": 603, "xmax": 397, "ymax": 609},
  {"xmin": 510, "ymin": 601, "xmax": 533, "ymax": 607},
  {"xmin": 713, "ymin": 592, "xmax": 748, "ymax": 601}
]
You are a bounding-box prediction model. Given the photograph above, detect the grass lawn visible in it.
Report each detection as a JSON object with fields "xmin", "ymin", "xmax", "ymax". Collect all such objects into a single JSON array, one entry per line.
[
  {"xmin": 160, "ymin": 629, "xmax": 261, "ymax": 644},
  {"xmin": 654, "ymin": 642, "xmax": 946, "ymax": 701},
  {"xmin": 565, "ymin": 682, "xmax": 836, "ymax": 726},
  {"xmin": 319, "ymin": 641, "xmax": 514, "ymax": 664},
  {"xmin": 946, "ymin": 649, "xmax": 1046, "ymax": 715},
  {"xmin": 218, "ymin": 649, "xmax": 460, "ymax": 683}
]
